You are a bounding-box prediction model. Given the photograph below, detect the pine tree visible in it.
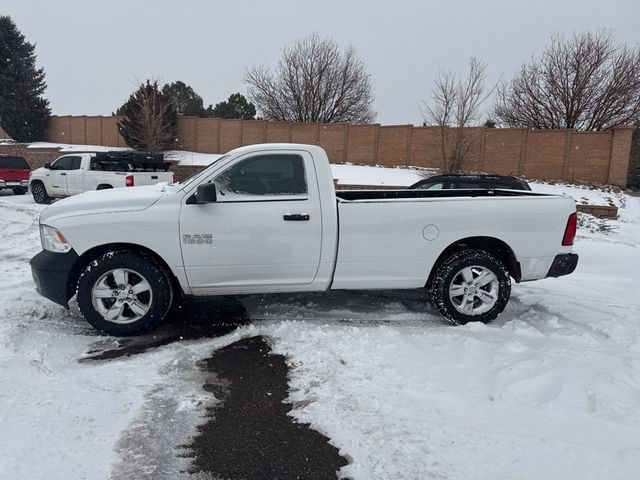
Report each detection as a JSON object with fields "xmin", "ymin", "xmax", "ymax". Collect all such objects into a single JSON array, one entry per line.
[
  {"xmin": 0, "ymin": 16, "xmax": 50, "ymax": 142},
  {"xmin": 117, "ymin": 80, "xmax": 177, "ymax": 152},
  {"xmin": 206, "ymin": 93, "xmax": 256, "ymax": 120},
  {"xmin": 161, "ymin": 81, "xmax": 205, "ymax": 117}
]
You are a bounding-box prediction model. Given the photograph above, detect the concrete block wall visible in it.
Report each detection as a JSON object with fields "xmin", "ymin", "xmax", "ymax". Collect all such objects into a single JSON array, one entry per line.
[{"xmin": 42, "ymin": 115, "xmax": 636, "ymax": 187}]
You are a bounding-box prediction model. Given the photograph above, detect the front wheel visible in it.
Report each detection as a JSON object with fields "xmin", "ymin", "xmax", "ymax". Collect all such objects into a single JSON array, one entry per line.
[
  {"xmin": 428, "ymin": 249, "xmax": 511, "ymax": 325},
  {"xmin": 31, "ymin": 182, "xmax": 50, "ymax": 204},
  {"xmin": 76, "ymin": 251, "xmax": 174, "ymax": 335}
]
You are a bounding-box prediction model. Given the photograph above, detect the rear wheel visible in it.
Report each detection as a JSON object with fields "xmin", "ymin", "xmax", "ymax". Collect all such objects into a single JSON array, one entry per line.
[
  {"xmin": 429, "ymin": 249, "xmax": 511, "ymax": 325},
  {"xmin": 31, "ymin": 182, "xmax": 50, "ymax": 204},
  {"xmin": 76, "ymin": 251, "xmax": 173, "ymax": 336},
  {"xmin": 12, "ymin": 187, "xmax": 28, "ymax": 195}
]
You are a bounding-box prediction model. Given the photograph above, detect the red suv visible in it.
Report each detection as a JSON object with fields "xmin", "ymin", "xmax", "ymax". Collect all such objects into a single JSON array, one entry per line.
[{"xmin": 0, "ymin": 155, "xmax": 31, "ymax": 195}]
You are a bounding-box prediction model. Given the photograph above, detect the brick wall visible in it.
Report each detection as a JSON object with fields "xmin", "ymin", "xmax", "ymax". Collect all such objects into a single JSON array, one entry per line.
[
  {"xmin": 42, "ymin": 115, "xmax": 635, "ymax": 187},
  {"xmin": 0, "ymin": 144, "xmax": 62, "ymax": 169}
]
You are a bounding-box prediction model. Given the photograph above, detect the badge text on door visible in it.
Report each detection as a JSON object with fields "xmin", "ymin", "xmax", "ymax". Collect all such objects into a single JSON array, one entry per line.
[{"xmin": 182, "ymin": 234, "xmax": 213, "ymax": 245}]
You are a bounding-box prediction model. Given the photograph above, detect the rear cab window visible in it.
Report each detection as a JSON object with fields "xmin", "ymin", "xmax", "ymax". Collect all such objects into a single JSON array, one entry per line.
[{"xmin": 0, "ymin": 156, "xmax": 30, "ymax": 169}]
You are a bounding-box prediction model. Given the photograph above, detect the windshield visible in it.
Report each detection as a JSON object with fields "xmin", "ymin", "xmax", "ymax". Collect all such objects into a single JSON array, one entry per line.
[
  {"xmin": 413, "ymin": 181, "xmax": 444, "ymax": 190},
  {"xmin": 177, "ymin": 154, "xmax": 229, "ymax": 189}
]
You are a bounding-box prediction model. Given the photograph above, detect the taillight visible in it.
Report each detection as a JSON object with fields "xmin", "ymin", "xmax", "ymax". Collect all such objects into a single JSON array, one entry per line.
[
  {"xmin": 172, "ymin": 173, "xmax": 176, "ymax": 183},
  {"xmin": 562, "ymin": 212, "xmax": 577, "ymax": 246},
  {"xmin": 125, "ymin": 175, "xmax": 134, "ymax": 187}
]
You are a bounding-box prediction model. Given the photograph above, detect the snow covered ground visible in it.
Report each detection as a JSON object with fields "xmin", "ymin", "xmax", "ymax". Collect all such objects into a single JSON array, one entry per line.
[{"xmin": 0, "ymin": 172, "xmax": 639, "ymax": 480}]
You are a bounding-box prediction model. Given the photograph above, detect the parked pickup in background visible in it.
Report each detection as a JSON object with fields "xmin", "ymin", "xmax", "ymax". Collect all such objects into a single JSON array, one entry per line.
[
  {"xmin": 0, "ymin": 154, "xmax": 31, "ymax": 195},
  {"xmin": 29, "ymin": 151, "xmax": 175, "ymax": 204},
  {"xmin": 30, "ymin": 143, "xmax": 579, "ymax": 336}
]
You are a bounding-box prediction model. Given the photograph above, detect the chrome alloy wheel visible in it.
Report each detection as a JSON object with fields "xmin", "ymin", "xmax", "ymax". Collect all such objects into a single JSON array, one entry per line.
[
  {"xmin": 90, "ymin": 268, "xmax": 153, "ymax": 324},
  {"xmin": 448, "ymin": 265, "xmax": 499, "ymax": 315}
]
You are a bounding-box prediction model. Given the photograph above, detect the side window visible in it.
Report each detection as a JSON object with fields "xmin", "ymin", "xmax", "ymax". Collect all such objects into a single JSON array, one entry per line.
[
  {"xmin": 51, "ymin": 157, "xmax": 72, "ymax": 170},
  {"xmin": 214, "ymin": 154, "xmax": 307, "ymax": 201},
  {"xmin": 453, "ymin": 182, "xmax": 484, "ymax": 189},
  {"xmin": 69, "ymin": 156, "xmax": 82, "ymax": 170}
]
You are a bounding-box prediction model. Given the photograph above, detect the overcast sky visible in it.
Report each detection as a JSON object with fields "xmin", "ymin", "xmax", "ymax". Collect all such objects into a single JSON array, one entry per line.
[{"xmin": 3, "ymin": 0, "xmax": 638, "ymax": 125}]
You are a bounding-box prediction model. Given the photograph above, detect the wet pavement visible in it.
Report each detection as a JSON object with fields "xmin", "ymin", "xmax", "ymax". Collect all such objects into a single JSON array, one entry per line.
[{"xmin": 81, "ymin": 297, "xmax": 349, "ymax": 479}]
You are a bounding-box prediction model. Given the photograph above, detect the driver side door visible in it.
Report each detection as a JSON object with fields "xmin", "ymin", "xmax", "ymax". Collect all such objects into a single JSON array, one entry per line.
[
  {"xmin": 46, "ymin": 156, "xmax": 75, "ymax": 196},
  {"xmin": 179, "ymin": 150, "xmax": 323, "ymax": 293}
]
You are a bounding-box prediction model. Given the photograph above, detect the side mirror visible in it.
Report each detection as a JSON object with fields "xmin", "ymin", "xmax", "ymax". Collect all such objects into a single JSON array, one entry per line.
[
  {"xmin": 44, "ymin": 163, "xmax": 52, "ymax": 169},
  {"xmin": 189, "ymin": 182, "xmax": 217, "ymax": 204}
]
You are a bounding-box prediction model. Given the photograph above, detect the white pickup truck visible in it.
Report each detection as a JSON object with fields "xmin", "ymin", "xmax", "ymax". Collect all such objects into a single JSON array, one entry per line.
[
  {"xmin": 29, "ymin": 151, "xmax": 175, "ymax": 204},
  {"xmin": 30, "ymin": 143, "xmax": 578, "ymax": 335}
]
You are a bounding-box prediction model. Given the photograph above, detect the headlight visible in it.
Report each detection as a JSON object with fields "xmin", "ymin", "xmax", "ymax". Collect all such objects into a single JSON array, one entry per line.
[{"xmin": 40, "ymin": 225, "xmax": 72, "ymax": 253}]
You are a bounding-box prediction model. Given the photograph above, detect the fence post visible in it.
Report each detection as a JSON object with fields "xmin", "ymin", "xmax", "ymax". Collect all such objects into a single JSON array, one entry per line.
[
  {"xmin": 518, "ymin": 129, "xmax": 528, "ymax": 176},
  {"xmin": 608, "ymin": 125, "xmax": 635, "ymax": 187},
  {"xmin": 562, "ymin": 130, "xmax": 573, "ymax": 182}
]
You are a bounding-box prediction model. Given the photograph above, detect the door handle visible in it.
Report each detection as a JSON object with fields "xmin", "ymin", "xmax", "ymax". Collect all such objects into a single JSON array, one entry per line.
[
  {"xmin": 283, "ymin": 213, "xmax": 310, "ymax": 221},
  {"xmin": 60, "ymin": 172, "xmax": 67, "ymax": 176}
]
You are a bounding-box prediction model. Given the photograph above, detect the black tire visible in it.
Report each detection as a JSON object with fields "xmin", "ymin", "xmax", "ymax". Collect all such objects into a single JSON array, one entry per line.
[
  {"xmin": 31, "ymin": 182, "xmax": 50, "ymax": 204},
  {"xmin": 428, "ymin": 249, "xmax": 511, "ymax": 325},
  {"xmin": 76, "ymin": 250, "xmax": 174, "ymax": 336},
  {"xmin": 12, "ymin": 187, "xmax": 28, "ymax": 195},
  {"xmin": 97, "ymin": 184, "xmax": 113, "ymax": 190}
]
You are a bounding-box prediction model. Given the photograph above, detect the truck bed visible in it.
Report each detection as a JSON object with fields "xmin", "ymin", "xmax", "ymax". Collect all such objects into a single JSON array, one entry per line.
[
  {"xmin": 335, "ymin": 189, "xmax": 547, "ymax": 201},
  {"xmin": 331, "ymin": 188, "xmax": 575, "ymax": 290}
]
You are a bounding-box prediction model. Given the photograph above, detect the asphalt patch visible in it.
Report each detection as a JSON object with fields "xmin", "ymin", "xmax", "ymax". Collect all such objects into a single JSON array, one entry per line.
[
  {"xmin": 188, "ymin": 335, "xmax": 349, "ymax": 479},
  {"xmin": 82, "ymin": 297, "xmax": 249, "ymax": 361}
]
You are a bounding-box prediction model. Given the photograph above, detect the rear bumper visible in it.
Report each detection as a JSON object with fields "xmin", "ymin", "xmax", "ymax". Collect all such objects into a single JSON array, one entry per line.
[
  {"xmin": 0, "ymin": 180, "xmax": 29, "ymax": 188},
  {"xmin": 546, "ymin": 253, "xmax": 579, "ymax": 278},
  {"xmin": 30, "ymin": 249, "xmax": 79, "ymax": 308}
]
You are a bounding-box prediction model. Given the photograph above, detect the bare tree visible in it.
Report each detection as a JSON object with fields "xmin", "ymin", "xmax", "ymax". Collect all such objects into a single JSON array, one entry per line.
[
  {"xmin": 117, "ymin": 80, "xmax": 177, "ymax": 152},
  {"xmin": 245, "ymin": 33, "xmax": 376, "ymax": 124},
  {"xmin": 422, "ymin": 57, "xmax": 490, "ymax": 172},
  {"xmin": 494, "ymin": 30, "xmax": 640, "ymax": 131}
]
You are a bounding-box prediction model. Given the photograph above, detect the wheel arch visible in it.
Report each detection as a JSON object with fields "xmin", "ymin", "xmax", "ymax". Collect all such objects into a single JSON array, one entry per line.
[
  {"xmin": 426, "ymin": 236, "xmax": 521, "ymax": 288},
  {"xmin": 67, "ymin": 243, "xmax": 184, "ymax": 302}
]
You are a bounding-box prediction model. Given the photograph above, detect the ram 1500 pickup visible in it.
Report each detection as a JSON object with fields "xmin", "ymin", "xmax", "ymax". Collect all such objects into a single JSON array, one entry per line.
[
  {"xmin": 30, "ymin": 143, "xmax": 578, "ymax": 335},
  {"xmin": 29, "ymin": 151, "xmax": 175, "ymax": 204}
]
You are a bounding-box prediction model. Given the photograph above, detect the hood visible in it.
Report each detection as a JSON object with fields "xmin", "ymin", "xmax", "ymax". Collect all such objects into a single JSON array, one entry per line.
[{"xmin": 40, "ymin": 183, "xmax": 171, "ymax": 224}]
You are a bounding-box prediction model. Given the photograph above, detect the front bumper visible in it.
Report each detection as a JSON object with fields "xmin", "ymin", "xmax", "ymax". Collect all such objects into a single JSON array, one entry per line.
[
  {"xmin": 546, "ymin": 253, "xmax": 579, "ymax": 278},
  {"xmin": 30, "ymin": 249, "xmax": 79, "ymax": 308}
]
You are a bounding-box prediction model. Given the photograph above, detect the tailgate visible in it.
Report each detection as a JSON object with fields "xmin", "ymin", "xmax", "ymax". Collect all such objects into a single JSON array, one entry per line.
[
  {"xmin": 130, "ymin": 171, "xmax": 174, "ymax": 186},
  {"xmin": 0, "ymin": 168, "xmax": 30, "ymax": 181}
]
